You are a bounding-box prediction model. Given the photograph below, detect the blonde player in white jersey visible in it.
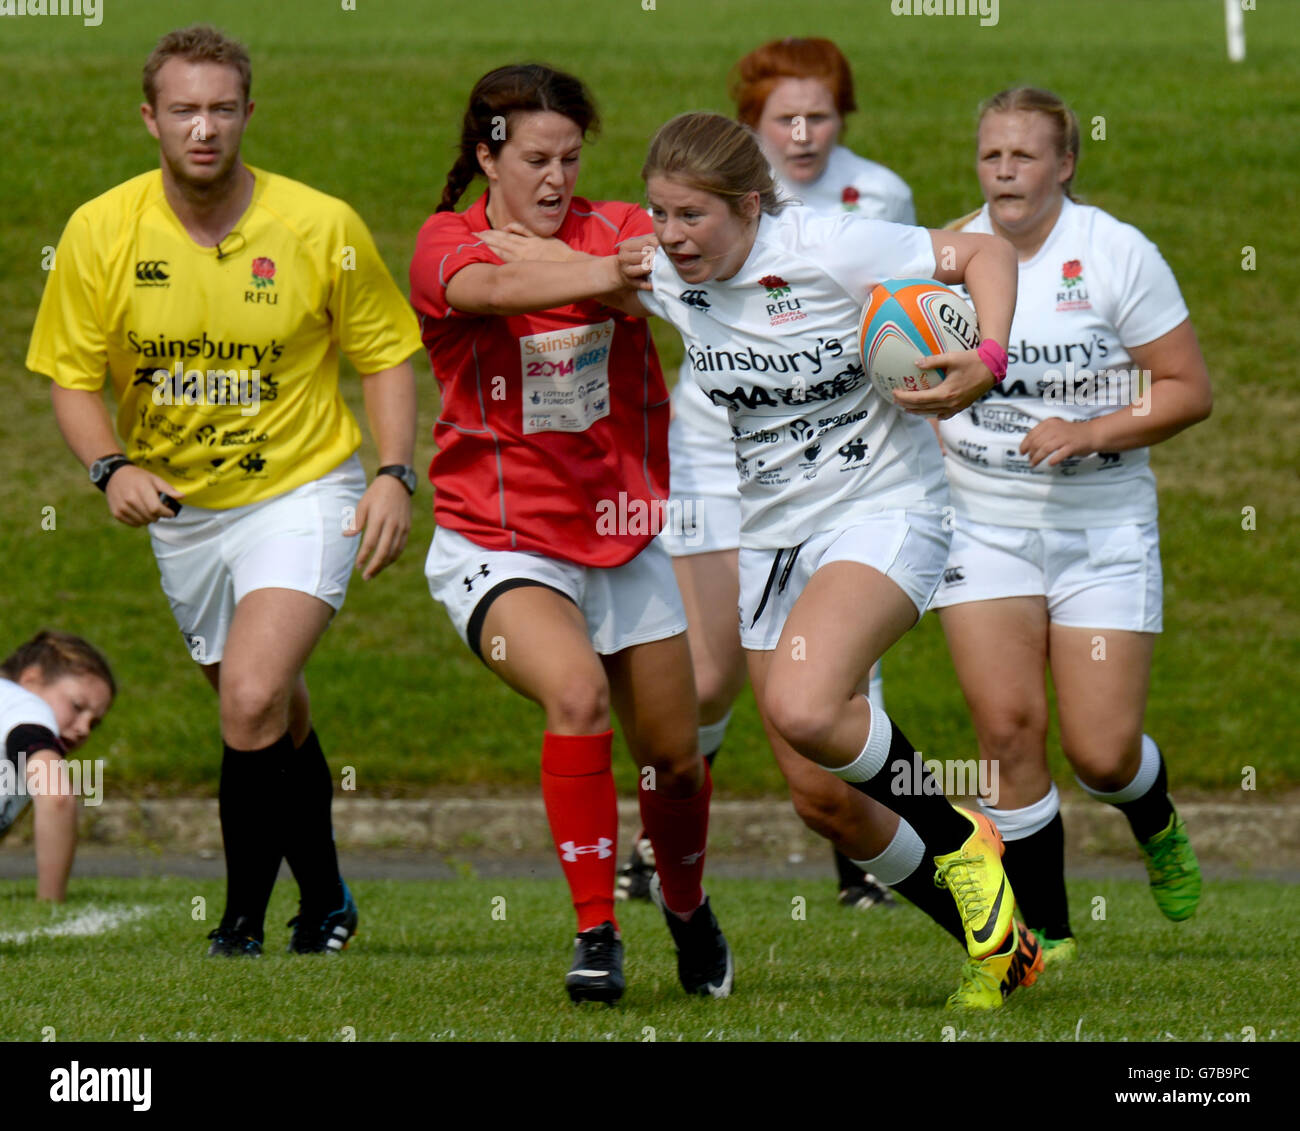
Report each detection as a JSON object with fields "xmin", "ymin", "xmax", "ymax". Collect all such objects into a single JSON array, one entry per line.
[
  {"xmin": 600, "ymin": 111, "xmax": 1051, "ymax": 1009},
  {"xmin": 932, "ymin": 88, "xmax": 1213, "ymax": 962},
  {"xmin": 626, "ymin": 37, "xmax": 915, "ymax": 911}
]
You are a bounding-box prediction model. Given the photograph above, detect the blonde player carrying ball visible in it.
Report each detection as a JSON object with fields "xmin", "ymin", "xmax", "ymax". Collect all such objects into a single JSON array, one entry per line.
[
  {"xmin": 931, "ymin": 89, "xmax": 1212, "ymax": 961},
  {"xmin": 27, "ymin": 27, "xmax": 423, "ymax": 957},
  {"xmin": 624, "ymin": 36, "xmax": 916, "ymax": 912},
  {"xmin": 0, "ymin": 632, "xmax": 114, "ymax": 902},
  {"xmin": 599, "ymin": 111, "xmax": 1043, "ymax": 1009}
]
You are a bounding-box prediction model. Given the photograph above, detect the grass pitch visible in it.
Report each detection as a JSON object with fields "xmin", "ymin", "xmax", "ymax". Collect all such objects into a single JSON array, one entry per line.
[
  {"xmin": 1, "ymin": 874, "xmax": 1295, "ymax": 1042},
  {"xmin": 0, "ymin": 0, "xmax": 1297, "ymax": 795}
]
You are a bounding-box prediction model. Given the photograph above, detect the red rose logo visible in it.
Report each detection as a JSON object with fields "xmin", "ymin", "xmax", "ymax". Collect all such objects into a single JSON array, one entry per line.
[
  {"xmin": 759, "ymin": 274, "xmax": 792, "ymax": 300},
  {"xmin": 251, "ymin": 257, "xmax": 276, "ymax": 288},
  {"xmin": 841, "ymin": 186, "xmax": 860, "ymax": 208},
  {"xmin": 1062, "ymin": 259, "xmax": 1083, "ymax": 287}
]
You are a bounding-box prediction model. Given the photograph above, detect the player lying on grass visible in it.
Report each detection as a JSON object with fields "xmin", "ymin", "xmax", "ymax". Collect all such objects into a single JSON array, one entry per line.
[
  {"xmin": 621, "ymin": 35, "xmax": 910, "ymax": 915},
  {"xmin": 0, "ymin": 631, "xmax": 115, "ymax": 901},
  {"xmin": 930, "ymin": 87, "xmax": 1212, "ymax": 961},
  {"xmin": 483, "ymin": 111, "xmax": 1038, "ymax": 1009},
  {"xmin": 410, "ymin": 64, "xmax": 730, "ymax": 1005},
  {"xmin": 28, "ymin": 25, "xmax": 423, "ymax": 957}
]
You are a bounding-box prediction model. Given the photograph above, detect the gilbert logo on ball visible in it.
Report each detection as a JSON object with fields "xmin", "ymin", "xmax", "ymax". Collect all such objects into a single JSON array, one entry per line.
[{"xmin": 857, "ymin": 278, "xmax": 980, "ymax": 401}]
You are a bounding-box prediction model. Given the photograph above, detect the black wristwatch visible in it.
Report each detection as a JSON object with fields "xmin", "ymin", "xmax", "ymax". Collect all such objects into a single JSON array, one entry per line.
[
  {"xmin": 89, "ymin": 453, "xmax": 132, "ymax": 492},
  {"xmin": 376, "ymin": 464, "xmax": 418, "ymax": 496}
]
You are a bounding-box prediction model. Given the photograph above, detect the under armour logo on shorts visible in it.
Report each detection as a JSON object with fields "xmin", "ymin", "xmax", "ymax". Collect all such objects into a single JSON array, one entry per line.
[
  {"xmin": 560, "ymin": 838, "xmax": 613, "ymax": 862},
  {"xmin": 463, "ymin": 564, "xmax": 490, "ymax": 592}
]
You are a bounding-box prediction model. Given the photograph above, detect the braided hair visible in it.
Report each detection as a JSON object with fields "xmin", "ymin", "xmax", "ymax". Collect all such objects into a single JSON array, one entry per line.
[{"xmin": 438, "ymin": 63, "xmax": 601, "ymax": 213}]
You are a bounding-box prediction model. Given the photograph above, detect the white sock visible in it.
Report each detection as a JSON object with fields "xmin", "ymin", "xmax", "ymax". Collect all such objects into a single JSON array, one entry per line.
[
  {"xmin": 698, "ymin": 711, "xmax": 731, "ymax": 758},
  {"xmin": 980, "ymin": 783, "xmax": 1060, "ymax": 842},
  {"xmin": 1077, "ymin": 734, "xmax": 1161, "ymax": 804},
  {"xmin": 826, "ymin": 696, "xmax": 891, "ymax": 783},
  {"xmin": 866, "ymin": 660, "xmax": 885, "ymax": 717},
  {"xmin": 850, "ymin": 818, "xmax": 924, "ymax": 885}
]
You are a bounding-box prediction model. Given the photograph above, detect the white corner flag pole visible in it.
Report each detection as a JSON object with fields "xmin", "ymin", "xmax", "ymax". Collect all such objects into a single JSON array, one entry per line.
[{"xmin": 1225, "ymin": 0, "xmax": 1246, "ymax": 62}]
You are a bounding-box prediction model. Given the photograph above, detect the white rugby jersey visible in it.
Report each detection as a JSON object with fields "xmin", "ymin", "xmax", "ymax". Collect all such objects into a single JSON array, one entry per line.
[
  {"xmin": 0, "ymin": 678, "xmax": 60, "ymax": 837},
  {"xmin": 939, "ymin": 198, "xmax": 1189, "ymax": 529},
  {"xmin": 642, "ymin": 208, "xmax": 944, "ymax": 549},
  {"xmin": 669, "ymin": 147, "xmax": 916, "ymax": 494}
]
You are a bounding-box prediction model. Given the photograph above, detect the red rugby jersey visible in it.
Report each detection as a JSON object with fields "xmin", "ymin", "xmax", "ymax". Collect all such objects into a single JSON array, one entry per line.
[{"xmin": 410, "ymin": 194, "xmax": 669, "ymax": 568}]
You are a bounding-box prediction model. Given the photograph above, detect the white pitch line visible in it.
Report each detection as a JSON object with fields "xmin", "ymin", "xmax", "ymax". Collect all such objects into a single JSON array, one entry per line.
[{"xmin": 0, "ymin": 904, "xmax": 155, "ymax": 945}]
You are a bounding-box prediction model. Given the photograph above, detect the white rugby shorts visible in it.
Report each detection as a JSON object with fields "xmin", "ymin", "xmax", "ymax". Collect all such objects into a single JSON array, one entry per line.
[
  {"xmin": 425, "ymin": 526, "xmax": 688, "ymax": 657},
  {"xmin": 148, "ymin": 455, "xmax": 366, "ymax": 664},
  {"xmin": 738, "ymin": 509, "xmax": 949, "ymax": 651},
  {"xmin": 658, "ymin": 493, "xmax": 742, "ymax": 557},
  {"xmin": 929, "ymin": 516, "xmax": 1163, "ymax": 633}
]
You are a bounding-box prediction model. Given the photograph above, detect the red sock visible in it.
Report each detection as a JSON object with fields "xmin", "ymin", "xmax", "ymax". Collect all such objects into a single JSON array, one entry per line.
[
  {"xmin": 541, "ymin": 730, "xmax": 618, "ymax": 933},
  {"xmin": 639, "ymin": 763, "xmax": 712, "ymax": 916}
]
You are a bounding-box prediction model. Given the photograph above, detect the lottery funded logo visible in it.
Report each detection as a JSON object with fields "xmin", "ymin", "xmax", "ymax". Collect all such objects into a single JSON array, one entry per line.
[{"xmin": 519, "ymin": 320, "xmax": 614, "ymax": 435}]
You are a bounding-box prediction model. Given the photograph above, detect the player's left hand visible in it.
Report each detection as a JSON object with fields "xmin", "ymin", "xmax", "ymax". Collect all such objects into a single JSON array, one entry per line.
[
  {"xmin": 1021, "ymin": 417, "xmax": 1100, "ymax": 467},
  {"xmin": 891, "ymin": 349, "xmax": 996, "ymax": 419},
  {"xmin": 477, "ymin": 227, "xmax": 585, "ymax": 263},
  {"xmin": 348, "ymin": 474, "xmax": 410, "ymax": 580}
]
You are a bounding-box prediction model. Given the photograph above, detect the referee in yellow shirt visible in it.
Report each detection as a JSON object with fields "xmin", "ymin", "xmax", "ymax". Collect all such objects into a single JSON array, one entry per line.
[{"xmin": 27, "ymin": 26, "xmax": 423, "ymax": 957}]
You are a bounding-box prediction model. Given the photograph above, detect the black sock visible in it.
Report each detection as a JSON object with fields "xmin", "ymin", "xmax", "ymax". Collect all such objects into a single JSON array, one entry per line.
[
  {"xmin": 218, "ymin": 733, "xmax": 293, "ymax": 938},
  {"xmin": 1114, "ymin": 746, "xmax": 1174, "ymax": 844},
  {"xmin": 282, "ymin": 729, "xmax": 344, "ymax": 913},
  {"xmin": 890, "ymin": 864, "xmax": 965, "ymax": 947},
  {"xmin": 1001, "ymin": 813, "xmax": 1072, "ymax": 939},
  {"xmin": 850, "ymin": 715, "xmax": 972, "ymax": 855},
  {"xmin": 834, "ymin": 848, "xmax": 867, "ymax": 890}
]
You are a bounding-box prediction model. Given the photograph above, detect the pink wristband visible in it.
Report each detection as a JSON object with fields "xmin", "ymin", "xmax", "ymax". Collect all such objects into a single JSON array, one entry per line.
[{"xmin": 976, "ymin": 339, "xmax": 1008, "ymax": 383}]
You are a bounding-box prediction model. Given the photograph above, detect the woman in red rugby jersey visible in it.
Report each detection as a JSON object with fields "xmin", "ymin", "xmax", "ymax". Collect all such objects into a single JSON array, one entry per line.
[{"xmin": 410, "ymin": 64, "xmax": 731, "ymax": 1005}]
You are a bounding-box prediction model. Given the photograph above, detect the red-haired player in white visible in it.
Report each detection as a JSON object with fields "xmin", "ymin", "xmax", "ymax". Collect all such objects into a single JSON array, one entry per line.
[{"xmin": 410, "ymin": 64, "xmax": 731, "ymax": 1005}]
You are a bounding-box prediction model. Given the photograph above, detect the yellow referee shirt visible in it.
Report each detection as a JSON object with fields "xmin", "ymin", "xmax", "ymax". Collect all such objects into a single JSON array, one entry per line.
[{"xmin": 27, "ymin": 167, "xmax": 421, "ymax": 508}]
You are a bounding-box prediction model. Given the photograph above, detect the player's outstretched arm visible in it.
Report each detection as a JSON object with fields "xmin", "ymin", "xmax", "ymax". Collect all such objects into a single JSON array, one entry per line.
[
  {"xmin": 446, "ymin": 255, "xmax": 626, "ymax": 317},
  {"xmin": 29, "ymin": 750, "xmax": 77, "ymax": 902},
  {"xmin": 350, "ymin": 359, "xmax": 418, "ymax": 580},
  {"xmin": 49, "ymin": 384, "xmax": 181, "ymax": 526}
]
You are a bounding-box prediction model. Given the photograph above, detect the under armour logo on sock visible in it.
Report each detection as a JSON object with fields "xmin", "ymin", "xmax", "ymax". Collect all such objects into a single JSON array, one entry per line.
[
  {"xmin": 560, "ymin": 838, "xmax": 613, "ymax": 862},
  {"xmin": 680, "ymin": 849, "xmax": 706, "ymax": 866},
  {"xmin": 463, "ymin": 564, "xmax": 490, "ymax": 591}
]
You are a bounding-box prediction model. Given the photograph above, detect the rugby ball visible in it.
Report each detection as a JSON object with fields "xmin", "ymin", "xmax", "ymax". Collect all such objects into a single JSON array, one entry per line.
[{"xmin": 858, "ymin": 279, "xmax": 980, "ymax": 401}]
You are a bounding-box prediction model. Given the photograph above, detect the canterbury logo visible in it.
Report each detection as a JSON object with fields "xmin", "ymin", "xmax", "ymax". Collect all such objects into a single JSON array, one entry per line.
[
  {"xmin": 560, "ymin": 838, "xmax": 613, "ymax": 862},
  {"xmin": 135, "ymin": 260, "xmax": 170, "ymax": 284},
  {"xmin": 943, "ymin": 567, "xmax": 965, "ymax": 584},
  {"xmin": 679, "ymin": 289, "xmax": 711, "ymax": 310},
  {"xmin": 971, "ymin": 877, "xmax": 1007, "ymax": 945}
]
